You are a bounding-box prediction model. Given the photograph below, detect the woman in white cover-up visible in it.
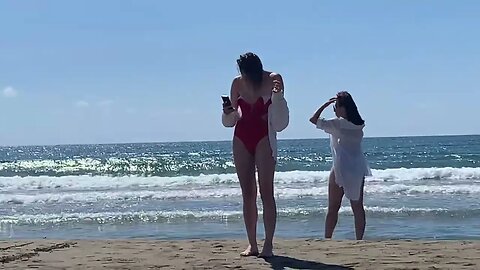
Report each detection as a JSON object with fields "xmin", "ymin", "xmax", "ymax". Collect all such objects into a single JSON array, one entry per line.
[{"xmin": 310, "ymin": 91, "xmax": 371, "ymax": 240}]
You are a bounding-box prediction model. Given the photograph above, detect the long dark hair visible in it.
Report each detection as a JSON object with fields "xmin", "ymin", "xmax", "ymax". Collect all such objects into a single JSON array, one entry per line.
[
  {"xmin": 336, "ymin": 91, "xmax": 365, "ymax": 126},
  {"xmin": 237, "ymin": 52, "xmax": 263, "ymax": 88}
]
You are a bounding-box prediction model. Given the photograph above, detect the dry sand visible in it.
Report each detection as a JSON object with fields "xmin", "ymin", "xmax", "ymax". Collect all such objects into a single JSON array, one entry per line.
[{"xmin": 1, "ymin": 239, "xmax": 479, "ymax": 269}]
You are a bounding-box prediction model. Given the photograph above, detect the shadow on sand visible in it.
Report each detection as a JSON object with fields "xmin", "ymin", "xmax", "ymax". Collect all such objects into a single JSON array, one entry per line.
[{"xmin": 263, "ymin": 255, "xmax": 354, "ymax": 270}]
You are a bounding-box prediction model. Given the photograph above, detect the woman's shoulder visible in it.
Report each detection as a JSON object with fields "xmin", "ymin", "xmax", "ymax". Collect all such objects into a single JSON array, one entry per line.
[
  {"xmin": 328, "ymin": 117, "xmax": 343, "ymax": 122},
  {"xmin": 268, "ymin": 71, "xmax": 282, "ymax": 80},
  {"xmin": 231, "ymin": 75, "xmax": 244, "ymax": 88},
  {"xmin": 232, "ymin": 75, "xmax": 242, "ymax": 83},
  {"xmin": 338, "ymin": 117, "xmax": 365, "ymax": 129}
]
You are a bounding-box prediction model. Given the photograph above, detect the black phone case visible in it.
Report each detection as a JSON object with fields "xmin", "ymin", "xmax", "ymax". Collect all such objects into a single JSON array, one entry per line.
[{"xmin": 222, "ymin": 96, "xmax": 231, "ymax": 106}]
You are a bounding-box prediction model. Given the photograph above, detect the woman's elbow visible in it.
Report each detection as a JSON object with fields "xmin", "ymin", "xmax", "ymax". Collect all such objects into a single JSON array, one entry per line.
[
  {"xmin": 222, "ymin": 113, "xmax": 238, "ymax": 127},
  {"xmin": 272, "ymin": 118, "xmax": 289, "ymax": 132},
  {"xmin": 222, "ymin": 118, "xmax": 236, "ymax": 127},
  {"xmin": 222, "ymin": 121, "xmax": 236, "ymax": 128}
]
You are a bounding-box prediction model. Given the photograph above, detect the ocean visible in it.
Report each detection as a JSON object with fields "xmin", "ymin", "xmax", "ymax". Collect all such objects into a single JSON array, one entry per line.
[{"xmin": 1, "ymin": 135, "xmax": 479, "ymax": 240}]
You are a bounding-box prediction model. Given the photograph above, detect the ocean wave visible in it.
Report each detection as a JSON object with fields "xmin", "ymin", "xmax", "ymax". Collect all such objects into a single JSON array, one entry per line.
[
  {"xmin": 0, "ymin": 167, "xmax": 479, "ymax": 192},
  {"xmin": 3, "ymin": 183, "xmax": 480, "ymax": 205},
  {"xmin": 1, "ymin": 206, "xmax": 478, "ymax": 225},
  {"xmin": 370, "ymin": 167, "xmax": 480, "ymax": 181}
]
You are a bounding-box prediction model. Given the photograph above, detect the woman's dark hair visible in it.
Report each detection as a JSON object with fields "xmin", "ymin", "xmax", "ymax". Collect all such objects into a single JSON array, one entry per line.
[
  {"xmin": 336, "ymin": 91, "xmax": 365, "ymax": 126},
  {"xmin": 237, "ymin": 52, "xmax": 263, "ymax": 87}
]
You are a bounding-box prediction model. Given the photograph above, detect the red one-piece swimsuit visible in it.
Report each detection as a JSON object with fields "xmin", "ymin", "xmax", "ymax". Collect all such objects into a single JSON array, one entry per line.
[{"xmin": 234, "ymin": 97, "xmax": 272, "ymax": 155}]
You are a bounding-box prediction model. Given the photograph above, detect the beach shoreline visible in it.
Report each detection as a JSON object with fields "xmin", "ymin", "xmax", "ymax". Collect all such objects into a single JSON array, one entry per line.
[{"xmin": 1, "ymin": 238, "xmax": 479, "ymax": 269}]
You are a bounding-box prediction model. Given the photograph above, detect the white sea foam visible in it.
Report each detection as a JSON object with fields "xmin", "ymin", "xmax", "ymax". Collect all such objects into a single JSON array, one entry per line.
[
  {"xmin": 1, "ymin": 206, "xmax": 469, "ymax": 225},
  {"xmin": 2, "ymin": 183, "xmax": 480, "ymax": 205},
  {"xmin": 0, "ymin": 167, "xmax": 478, "ymax": 192}
]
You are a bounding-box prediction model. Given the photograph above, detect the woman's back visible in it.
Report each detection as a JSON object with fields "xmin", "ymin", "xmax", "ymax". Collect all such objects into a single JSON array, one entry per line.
[
  {"xmin": 233, "ymin": 71, "xmax": 277, "ymax": 105},
  {"xmin": 331, "ymin": 118, "xmax": 365, "ymax": 153}
]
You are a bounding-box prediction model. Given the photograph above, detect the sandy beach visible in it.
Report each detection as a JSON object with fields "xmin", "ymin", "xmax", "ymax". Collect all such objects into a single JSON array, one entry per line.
[{"xmin": 1, "ymin": 239, "xmax": 478, "ymax": 269}]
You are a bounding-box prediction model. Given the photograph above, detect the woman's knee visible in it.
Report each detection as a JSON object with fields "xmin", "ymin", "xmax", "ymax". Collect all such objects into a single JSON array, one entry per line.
[
  {"xmin": 327, "ymin": 203, "xmax": 341, "ymax": 215},
  {"xmin": 257, "ymin": 171, "xmax": 275, "ymax": 203},
  {"xmin": 241, "ymin": 185, "xmax": 257, "ymax": 201},
  {"xmin": 259, "ymin": 187, "xmax": 274, "ymax": 202},
  {"xmin": 350, "ymin": 201, "xmax": 364, "ymax": 213}
]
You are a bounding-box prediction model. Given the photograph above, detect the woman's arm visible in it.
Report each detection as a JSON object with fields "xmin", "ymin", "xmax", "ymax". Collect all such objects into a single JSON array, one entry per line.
[
  {"xmin": 269, "ymin": 74, "xmax": 289, "ymax": 132},
  {"xmin": 309, "ymin": 98, "xmax": 335, "ymax": 125},
  {"xmin": 310, "ymin": 98, "xmax": 340, "ymax": 134},
  {"xmin": 222, "ymin": 77, "xmax": 241, "ymax": 127}
]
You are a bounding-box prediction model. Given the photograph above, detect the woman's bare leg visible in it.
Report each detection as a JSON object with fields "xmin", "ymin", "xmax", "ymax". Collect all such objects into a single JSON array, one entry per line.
[
  {"xmin": 255, "ymin": 137, "xmax": 276, "ymax": 257},
  {"xmin": 325, "ymin": 169, "xmax": 344, "ymax": 239},
  {"xmin": 233, "ymin": 137, "xmax": 258, "ymax": 256},
  {"xmin": 350, "ymin": 179, "xmax": 365, "ymax": 240}
]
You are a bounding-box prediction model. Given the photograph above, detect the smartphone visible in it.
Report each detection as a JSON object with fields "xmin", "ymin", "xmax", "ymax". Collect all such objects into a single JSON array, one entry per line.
[{"xmin": 221, "ymin": 95, "xmax": 232, "ymax": 107}]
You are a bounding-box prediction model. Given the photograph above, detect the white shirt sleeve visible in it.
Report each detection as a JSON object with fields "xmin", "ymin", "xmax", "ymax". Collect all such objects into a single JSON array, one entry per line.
[
  {"xmin": 269, "ymin": 91, "xmax": 289, "ymax": 132},
  {"xmin": 221, "ymin": 110, "xmax": 240, "ymax": 127},
  {"xmin": 316, "ymin": 117, "xmax": 340, "ymax": 135}
]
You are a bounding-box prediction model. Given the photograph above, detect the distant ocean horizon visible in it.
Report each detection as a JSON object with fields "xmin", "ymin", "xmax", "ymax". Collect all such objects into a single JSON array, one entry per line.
[
  {"xmin": 1, "ymin": 135, "xmax": 479, "ymax": 240},
  {"xmin": 3, "ymin": 133, "xmax": 479, "ymax": 148}
]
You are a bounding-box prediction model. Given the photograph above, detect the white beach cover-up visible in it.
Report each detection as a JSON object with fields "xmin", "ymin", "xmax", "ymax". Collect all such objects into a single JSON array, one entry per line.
[{"xmin": 316, "ymin": 117, "xmax": 371, "ymax": 201}]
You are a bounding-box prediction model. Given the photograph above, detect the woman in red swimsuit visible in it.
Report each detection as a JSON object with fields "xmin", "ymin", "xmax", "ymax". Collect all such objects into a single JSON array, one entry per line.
[{"xmin": 222, "ymin": 52, "xmax": 289, "ymax": 257}]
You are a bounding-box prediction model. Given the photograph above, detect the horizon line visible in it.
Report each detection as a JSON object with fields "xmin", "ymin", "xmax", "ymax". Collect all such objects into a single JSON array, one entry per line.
[{"xmin": 1, "ymin": 133, "xmax": 478, "ymax": 148}]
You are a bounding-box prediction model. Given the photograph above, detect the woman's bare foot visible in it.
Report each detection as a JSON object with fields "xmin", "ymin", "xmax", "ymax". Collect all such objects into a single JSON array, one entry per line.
[
  {"xmin": 258, "ymin": 243, "xmax": 273, "ymax": 258},
  {"xmin": 240, "ymin": 245, "xmax": 259, "ymax": 257}
]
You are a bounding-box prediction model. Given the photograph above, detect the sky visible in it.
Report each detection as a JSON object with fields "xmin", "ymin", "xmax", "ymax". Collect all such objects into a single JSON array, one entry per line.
[{"xmin": 1, "ymin": 1, "xmax": 479, "ymax": 146}]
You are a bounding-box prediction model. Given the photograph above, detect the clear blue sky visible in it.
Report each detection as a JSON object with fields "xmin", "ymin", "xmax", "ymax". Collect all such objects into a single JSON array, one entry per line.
[{"xmin": 1, "ymin": 1, "xmax": 479, "ymax": 146}]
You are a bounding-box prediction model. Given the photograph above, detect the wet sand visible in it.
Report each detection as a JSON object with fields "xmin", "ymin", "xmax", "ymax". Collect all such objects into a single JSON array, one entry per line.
[{"xmin": 1, "ymin": 239, "xmax": 479, "ymax": 269}]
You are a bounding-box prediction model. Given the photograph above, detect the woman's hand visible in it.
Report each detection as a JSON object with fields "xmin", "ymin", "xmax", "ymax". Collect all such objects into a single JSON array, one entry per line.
[
  {"xmin": 223, "ymin": 103, "xmax": 235, "ymax": 114},
  {"xmin": 319, "ymin": 97, "xmax": 336, "ymax": 110},
  {"xmin": 310, "ymin": 97, "xmax": 337, "ymax": 125},
  {"xmin": 325, "ymin": 97, "xmax": 336, "ymax": 106},
  {"xmin": 272, "ymin": 80, "xmax": 283, "ymax": 93}
]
